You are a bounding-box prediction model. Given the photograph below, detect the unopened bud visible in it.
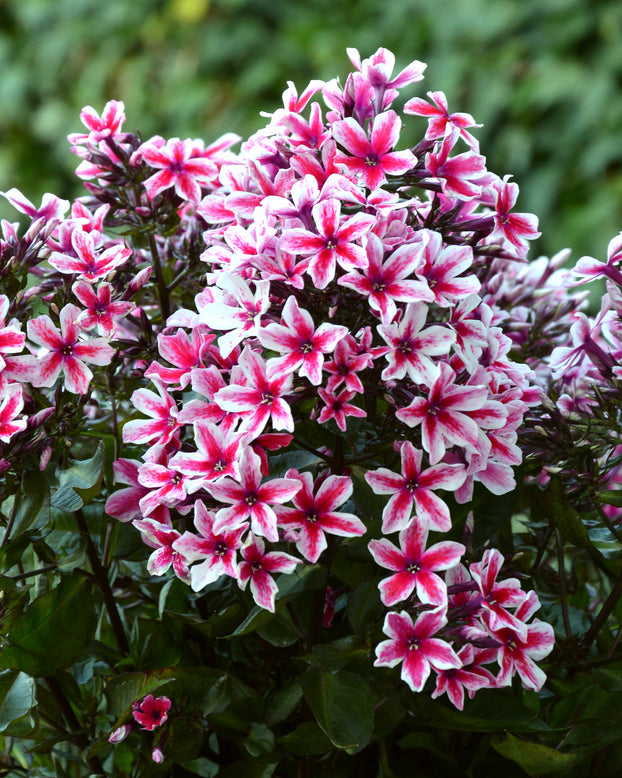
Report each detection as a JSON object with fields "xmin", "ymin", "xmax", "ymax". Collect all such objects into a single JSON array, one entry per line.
[{"xmin": 108, "ymin": 723, "xmax": 132, "ymax": 744}]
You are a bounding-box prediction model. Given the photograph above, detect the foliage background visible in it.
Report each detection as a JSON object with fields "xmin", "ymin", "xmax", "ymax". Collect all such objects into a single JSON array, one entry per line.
[{"xmin": 1, "ymin": 0, "xmax": 622, "ymax": 260}]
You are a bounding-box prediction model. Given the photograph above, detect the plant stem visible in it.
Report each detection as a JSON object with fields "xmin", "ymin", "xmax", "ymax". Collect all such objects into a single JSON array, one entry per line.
[
  {"xmin": 45, "ymin": 676, "xmax": 104, "ymax": 774},
  {"xmin": 555, "ymin": 529, "xmax": 572, "ymax": 638},
  {"xmin": 0, "ymin": 493, "xmax": 18, "ymax": 548},
  {"xmin": 12, "ymin": 565, "xmax": 57, "ymax": 581},
  {"xmin": 75, "ymin": 509, "xmax": 129, "ymax": 655},
  {"xmin": 146, "ymin": 232, "xmax": 170, "ymax": 321},
  {"xmin": 583, "ymin": 566, "xmax": 622, "ymax": 649}
]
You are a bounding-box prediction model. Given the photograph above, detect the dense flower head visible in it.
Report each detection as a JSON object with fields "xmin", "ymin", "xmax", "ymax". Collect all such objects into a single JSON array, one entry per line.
[{"xmin": 0, "ymin": 48, "xmax": 560, "ymax": 712}]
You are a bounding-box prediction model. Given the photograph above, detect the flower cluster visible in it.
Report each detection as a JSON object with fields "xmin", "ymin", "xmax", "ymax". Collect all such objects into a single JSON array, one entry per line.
[{"xmin": 1, "ymin": 47, "xmax": 555, "ymax": 707}]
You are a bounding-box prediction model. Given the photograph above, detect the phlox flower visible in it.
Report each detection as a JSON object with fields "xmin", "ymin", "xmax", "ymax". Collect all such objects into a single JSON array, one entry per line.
[
  {"xmin": 132, "ymin": 694, "xmax": 171, "ymax": 731},
  {"xmin": 139, "ymin": 136, "xmax": 218, "ymax": 202},
  {"xmin": 0, "ymin": 295, "xmax": 25, "ymax": 371},
  {"xmin": 469, "ymin": 548, "xmax": 529, "ymax": 638},
  {"xmin": 377, "ymin": 302, "xmax": 456, "ymax": 385},
  {"xmin": 332, "ymin": 110, "xmax": 417, "ymax": 190},
  {"xmin": 145, "ymin": 327, "xmax": 214, "ymax": 389},
  {"xmin": 279, "ymin": 197, "xmax": 374, "ymax": 289},
  {"xmin": 316, "ymin": 386, "xmax": 366, "ymax": 432},
  {"xmin": 48, "ymin": 229, "xmax": 131, "ymax": 282},
  {"xmin": 198, "ymin": 275, "xmax": 270, "ymax": 358},
  {"xmin": 207, "ymin": 447, "xmax": 302, "ymax": 542},
  {"xmin": 324, "ymin": 334, "xmax": 373, "ymax": 393},
  {"xmin": 346, "ymin": 46, "xmax": 426, "ymax": 93},
  {"xmin": 137, "ymin": 461, "xmax": 189, "ymax": 516},
  {"xmin": 425, "ymin": 130, "xmax": 489, "ymax": 200},
  {"xmin": 275, "ymin": 470, "xmax": 366, "ymax": 563},
  {"xmin": 68, "ymin": 99, "xmax": 126, "ymax": 144},
  {"xmin": 72, "ymin": 281, "xmax": 134, "ymax": 336},
  {"xmin": 169, "ymin": 421, "xmax": 246, "ymax": 487},
  {"xmin": 214, "ymin": 347, "xmax": 294, "ymax": 436},
  {"xmin": 238, "ymin": 536, "xmax": 300, "ymax": 611},
  {"xmin": 404, "ymin": 90, "xmax": 481, "ymax": 150},
  {"xmin": 338, "ymin": 233, "xmax": 433, "ymax": 324},
  {"xmin": 374, "ymin": 609, "xmax": 461, "ymax": 693},
  {"xmin": 104, "ymin": 458, "xmax": 170, "ymax": 524},
  {"xmin": 365, "ymin": 440, "xmax": 466, "ymax": 533},
  {"xmin": 258, "ymin": 296, "xmax": 348, "ymax": 385},
  {"xmin": 132, "ymin": 518, "xmax": 190, "ymax": 583},
  {"xmin": 26, "ymin": 304, "xmax": 115, "ymax": 394},
  {"xmin": 417, "ymin": 230, "xmax": 480, "ymax": 308},
  {"xmin": 492, "ymin": 591, "xmax": 555, "ymax": 691},
  {"xmin": 483, "ymin": 175, "xmax": 540, "ymax": 256},
  {"xmin": 123, "ymin": 381, "xmax": 182, "ymax": 448},
  {"xmin": 0, "ymin": 383, "xmax": 27, "ymax": 443},
  {"xmin": 369, "ymin": 521, "xmax": 465, "ymax": 606},
  {"xmin": 396, "ymin": 363, "xmax": 489, "ymax": 464},
  {"xmin": 0, "ymin": 188, "xmax": 69, "ymax": 221},
  {"xmin": 173, "ymin": 500, "xmax": 245, "ymax": 591},
  {"xmin": 430, "ymin": 645, "xmax": 495, "ymax": 710}
]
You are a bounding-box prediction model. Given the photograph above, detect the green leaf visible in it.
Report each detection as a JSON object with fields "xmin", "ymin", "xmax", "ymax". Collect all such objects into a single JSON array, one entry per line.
[
  {"xmin": 0, "ymin": 670, "xmax": 36, "ymax": 732},
  {"xmin": 491, "ymin": 732, "xmax": 577, "ymax": 775},
  {"xmin": 51, "ymin": 441, "xmax": 105, "ymax": 511},
  {"xmin": 265, "ymin": 680, "xmax": 303, "ymax": 727},
  {"xmin": 298, "ymin": 667, "xmax": 374, "ymax": 754},
  {"xmin": 278, "ymin": 721, "xmax": 332, "ymax": 756},
  {"xmin": 0, "ymin": 574, "xmax": 98, "ymax": 676},
  {"xmin": 347, "ymin": 578, "xmax": 383, "ymax": 639},
  {"xmin": 542, "ymin": 476, "xmax": 590, "ymax": 548},
  {"xmin": 12, "ymin": 472, "xmax": 51, "ymax": 535},
  {"xmin": 242, "ymin": 722, "xmax": 275, "ymax": 757},
  {"xmin": 300, "ymin": 636, "xmax": 368, "ymax": 672},
  {"xmin": 104, "ymin": 670, "xmax": 175, "ymax": 719}
]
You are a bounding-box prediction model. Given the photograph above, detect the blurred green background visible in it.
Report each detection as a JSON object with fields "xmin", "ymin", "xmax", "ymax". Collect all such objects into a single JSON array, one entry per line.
[{"xmin": 1, "ymin": 0, "xmax": 621, "ymax": 261}]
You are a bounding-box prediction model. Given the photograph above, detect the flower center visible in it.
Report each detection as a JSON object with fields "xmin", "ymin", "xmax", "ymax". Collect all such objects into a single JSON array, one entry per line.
[
  {"xmin": 407, "ymin": 562, "xmax": 420, "ymax": 575},
  {"xmin": 365, "ymin": 154, "xmax": 379, "ymax": 167},
  {"xmin": 407, "ymin": 637, "xmax": 420, "ymax": 651},
  {"xmin": 305, "ymin": 510, "xmax": 319, "ymax": 523},
  {"xmin": 245, "ymin": 493, "xmax": 258, "ymax": 506},
  {"xmin": 397, "ymin": 339, "xmax": 412, "ymax": 355},
  {"xmin": 261, "ymin": 391, "xmax": 273, "ymax": 405},
  {"xmin": 372, "ymin": 281, "xmax": 386, "ymax": 292},
  {"xmin": 213, "ymin": 459, "xmax": 227, "ymax": 472},
  {"xmin": 61, "ymin": 344, "xmax": 73, "ymax": 357},
  {"xmin": 300, "ymin": 340, "xmax": 314, "ymax": 354},
  {"xmin": 214, "ymin": 541, "xmax": 228, "ymax": 557}
]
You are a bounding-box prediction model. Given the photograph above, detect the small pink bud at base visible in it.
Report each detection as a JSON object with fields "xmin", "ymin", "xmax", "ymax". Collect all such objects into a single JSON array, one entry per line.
[
  {"xmin": 108, "ymin": 723, "xmax": 132, "ymax": 744},
  {"xmin": 151, "ymin": 747, "xmax": 164, "ymax": 764}
]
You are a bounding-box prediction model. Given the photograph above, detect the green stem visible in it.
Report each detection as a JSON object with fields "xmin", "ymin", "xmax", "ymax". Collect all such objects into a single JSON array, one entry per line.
[
  {"xmin": 75, "ymin": 509, "xmax": 129, "ymax": 655},
  {"xmin": 555, "ymin": 528, "xmax": 572, "ymax": 638},
  {"xmin": 12, "ymin": 565, "xmax": 57, "ymax": 581},
  {"xmin": 583, "ymin": 566, "xmax": 622, "ymax": 649},
  {"xmin": 147, "ymin": 232, "xmax": 170, "ymax": 321},
  {"xmin": 45, "ymin": 676, "xmax": 104, "ymax": 774},
  {"xmin": 0, "ymin": 492, "xmax": 19, "ymax": 548}
]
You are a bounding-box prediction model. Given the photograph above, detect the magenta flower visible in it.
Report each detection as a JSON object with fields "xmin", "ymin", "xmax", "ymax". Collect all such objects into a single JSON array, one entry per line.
[
  {"xmin": 338, "ymin": 234, "xmax": 433, "ymax": 324},
  {"xmin": 0, "ymin": 295, "xmax": 25, "ymax": 371},
  {"xmin": 374, "ymin": 609, "xmax": 461, "ymax": 693},
  {"xmin": 365, "ymin": 441, "xmax": 466, "ymax": 533},
  {"xmin": 492, "ymin": 591, "xmax": 555, "ymax": 691},
  {"xmin": 425, "ymin": 130, "xmax": 489, "ymax": 199},
  {"xmin": 279, "ymin": 198, "xmax": 374, "ymax": 288},
  {"xmin": 139, "ymin": 137, "xmax": 217, "ymax": 202},
  {"xmin": 68, "ymin": 99, "xmax": 126, "ymax": 144},
  {"xmin": 324, "ymin": 334, "xmax": 373, "ymax": 393},
  {"xmin": 0, "ymin": 383, "xmax": 27, "ymax": 443},
  {"xmin": 396, "ymin": 363, "xmax": 489, "ymax": 464},
  {"xmin": 417, "ymin": 230, "xmax": 480, "ymax": 308},
  {"xmin": 275, "ymin": 470, "xmax": 366, "ymax": 563},
  {"xmin": 27, "ymin": 304, "xmax": 115, "ymax": 394},
  {"xmin": 258, "ymin": 296, "xmax": 347, "ymax": 384},
  {"xmin": 469, "ymin": 549, "xmax": 529, "ymax": 638},
  {"xmin": 72, "ymin": 281, "xmax": 134, "ymax": 336},
  {"xmin": 132, "ymin": 518, "xmax": 190, "ymax": 583},
  {"xmin": 48, "ymin": 230, "xmax": 131, "ymax": 282},
  {"xmin": 169, "ymin": 421, "xmax": 245, "ymax": 487},
  {"xmin": 430, "ymin": 645, "xmax": 495, "ymax": 710},
  {"xmin": 104, "ymin": 458, "xmax": 170, "ymax": 524},
  {"xmin": 123, "ymin": 381, "xmax": 182, "ymax": 448},
  {"xmin": 404, "ymin": 90, "xmax": 481, "ymax": 149},
  {"xmin": 347, "ymin": 47, "xmax": 426, "ymax": 93},
  {"xmin": 0, "ymin": 188, "xmax": 69, "ymax": 220},
  {"xmin": 207, "ymin": 447, "xmax": 302, "ymax": 542},
  {"xmin": 173, "ymin": 500, "xmax": 245, "ymax": 591},
  {"xmin": 369, "ymin": 521, "xmax": 465, "ymax": 606},
  {"xmin": 332, "ymin": 110, "xmax": 416, "ymax": 190},
  {"xmin": 238, "ymin": 536, "xmax": 300, "ymax": 611},
  {"xmin": 377, "ymin": 302, "xmax": 456, "ymax": 385},
  {"xmin": 137, "ymin": 461, "xmax": 189, "ymax": 516},
  {"xmin": 484, "ymin": 175, "xmax": 540, "ymax": 256},
  {"xmin": 214, "ymin": 346, "xmax": 294, "ymax": 436},
  {"xmin": 132, "ymin": 694, "xmax": 171, "ymax": 731},
  {"xmin": 317, "ymin": 386, "xmax": 366, "ymax": 431}
]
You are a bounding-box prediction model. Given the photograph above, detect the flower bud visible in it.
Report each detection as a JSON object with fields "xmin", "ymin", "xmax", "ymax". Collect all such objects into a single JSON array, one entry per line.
[{"xmin": 108, "ymin": 724, "xmax": 132, "ymax": 744}]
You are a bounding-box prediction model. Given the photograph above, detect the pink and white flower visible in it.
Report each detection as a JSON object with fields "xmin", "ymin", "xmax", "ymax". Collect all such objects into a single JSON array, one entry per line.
[{"xmin": 238, "ymin": 536, "xmax": 300, "ymax": 611}]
